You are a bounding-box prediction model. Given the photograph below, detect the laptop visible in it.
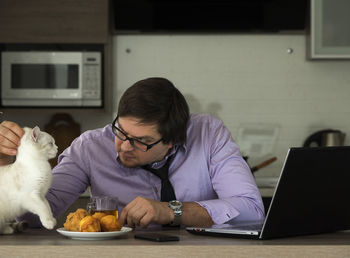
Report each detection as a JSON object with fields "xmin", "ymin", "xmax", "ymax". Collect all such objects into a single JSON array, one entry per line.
[{"xmin": 186, "ymin": 146, "xmax": 350, "ymax": 239}]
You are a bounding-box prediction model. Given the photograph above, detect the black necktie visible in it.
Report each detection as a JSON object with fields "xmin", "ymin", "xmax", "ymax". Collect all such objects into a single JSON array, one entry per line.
[{"xmin": 142, "ymin": 157, "xmax": 176, "ymax": 202}]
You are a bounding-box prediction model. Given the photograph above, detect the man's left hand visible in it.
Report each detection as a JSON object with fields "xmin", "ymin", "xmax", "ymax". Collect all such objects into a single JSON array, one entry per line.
[{"xmin": 119, "ymin": 196, "xmax": 173, "ymax": 228}]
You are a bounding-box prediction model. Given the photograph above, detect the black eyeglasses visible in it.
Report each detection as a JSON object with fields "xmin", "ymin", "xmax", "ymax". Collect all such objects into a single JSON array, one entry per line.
[{"xmin": 112, "ymin": 116, "xmax": 163, "ymax": 152}]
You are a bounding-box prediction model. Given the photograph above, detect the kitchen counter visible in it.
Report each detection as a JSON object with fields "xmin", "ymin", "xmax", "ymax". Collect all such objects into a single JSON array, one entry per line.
[{"xmin": 0, "ymin": 228, "xmax": 350, "ymax": 257}]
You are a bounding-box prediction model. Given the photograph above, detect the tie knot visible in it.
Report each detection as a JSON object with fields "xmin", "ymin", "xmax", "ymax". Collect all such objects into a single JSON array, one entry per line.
[{"xmin": 142, "ymin": 161, "xmax": 170, "ymax": 180}]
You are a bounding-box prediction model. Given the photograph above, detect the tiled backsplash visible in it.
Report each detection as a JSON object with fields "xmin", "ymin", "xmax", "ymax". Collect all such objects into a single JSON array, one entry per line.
[{"xmin": 113, "ymin": 34, "xmax": 350, "ymax": 179}]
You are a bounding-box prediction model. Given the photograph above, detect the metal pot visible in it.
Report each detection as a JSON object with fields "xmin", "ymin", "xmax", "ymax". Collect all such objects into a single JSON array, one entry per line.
[{"xmin": 303, "ymin": 129, "xmax": 346, "ymax": 147}]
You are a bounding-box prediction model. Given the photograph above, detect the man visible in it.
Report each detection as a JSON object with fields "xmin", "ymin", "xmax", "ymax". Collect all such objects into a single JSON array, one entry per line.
[{"xmin": 0, "ymin": 77, "xmax": 264, "ymax": 228}]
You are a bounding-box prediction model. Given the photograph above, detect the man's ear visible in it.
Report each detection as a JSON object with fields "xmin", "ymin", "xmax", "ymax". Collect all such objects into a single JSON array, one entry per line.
[{"xmin": 167, "ymin": 142, "xmax": 173, "ymax": 149}]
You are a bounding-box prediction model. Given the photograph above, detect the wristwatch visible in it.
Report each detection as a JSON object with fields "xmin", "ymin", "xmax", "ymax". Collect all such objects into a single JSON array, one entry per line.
[{"xmin": 168, "ymin": 200, "xmax": 183, "ymax": 226}]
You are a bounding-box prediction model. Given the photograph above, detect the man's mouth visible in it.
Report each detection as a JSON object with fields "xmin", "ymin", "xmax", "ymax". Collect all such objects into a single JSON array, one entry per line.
[{"xmin": 120, "ymin": 153, "xmax": 135, "ymax": 160}]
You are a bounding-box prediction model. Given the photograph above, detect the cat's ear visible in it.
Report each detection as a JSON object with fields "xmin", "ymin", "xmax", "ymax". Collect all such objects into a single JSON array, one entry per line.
[{"xmin": 31, "ymin": 126, "xmax": 41, "ymax": 143}]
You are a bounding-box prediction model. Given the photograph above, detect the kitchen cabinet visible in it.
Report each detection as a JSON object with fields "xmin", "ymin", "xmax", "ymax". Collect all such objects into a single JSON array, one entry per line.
[
  {"xmin": 0, "ymin": 0, "xmax": 109, "ymax": 43},
  {"xmin": 310, "ymin": 0, "xmax": 350, "ymax": 59},
  {"xmin": 0, "ymin": 0, "xmax": 112, "ymax": 111}
]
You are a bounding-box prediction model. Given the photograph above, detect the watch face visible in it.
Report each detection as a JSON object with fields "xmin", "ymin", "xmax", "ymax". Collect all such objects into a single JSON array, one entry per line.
[
  {"xmin": 170, "ymin": 200, "xmax": 180, "ymax": 206},
  {"xmin": 168, "ymin": 200, "xmax": 182, "ymax": 225},
  {"xmin": 169, "ymin": 200, "xmax": 182, "ymax": 209}
]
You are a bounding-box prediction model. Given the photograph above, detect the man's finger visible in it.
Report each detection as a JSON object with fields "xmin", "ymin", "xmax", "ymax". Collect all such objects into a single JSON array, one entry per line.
[
  {"xmin": 139, "ymin": 212, "xmax": 153, "ymax": 228},
  {"xmin": 0, "ymin": 146, "xmax": 17, "ymax": 156},
  {"xmin": 119, "ymin": 200, "xmax": 133, "ymax": 225},
  {"xmin": 119, "ymin": 210, "xmax": 127, "ymax": 225},
  {"xmin": 1, "ymin": 121, "xmax": 24, "ymax": 136},
  {"xmin": 0, "ymin": 121, "xmax": 24, "ymax": 146},
  {"xmin": 126, "ymin": 216, "xmax": 135, "ymax": 228}
]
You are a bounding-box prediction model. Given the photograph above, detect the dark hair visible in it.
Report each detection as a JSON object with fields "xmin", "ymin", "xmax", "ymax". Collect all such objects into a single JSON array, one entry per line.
[{"xmin": 117, "ymin": 77, "xmax": 189, "ymax": 145}]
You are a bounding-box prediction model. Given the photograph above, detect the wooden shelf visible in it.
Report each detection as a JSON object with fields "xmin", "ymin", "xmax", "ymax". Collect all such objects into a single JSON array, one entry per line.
[{"xmin": 0, "ymin": 0, "xmax": 109, "ymax": 44}]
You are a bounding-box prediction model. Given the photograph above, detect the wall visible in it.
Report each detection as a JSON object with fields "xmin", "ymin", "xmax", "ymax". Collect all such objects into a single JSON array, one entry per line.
[
  {"xmin": 113, "ymin": 34, "xmax": 350, "ymax": 180},
  {"xmin": 2, "ymin": 34, "xmax": 350, "ymax": 182}
]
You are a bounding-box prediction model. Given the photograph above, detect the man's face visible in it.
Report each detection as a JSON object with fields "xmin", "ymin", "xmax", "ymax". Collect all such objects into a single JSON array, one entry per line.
[{"xmin": 115, "ymin": 116, "xmax": 173, "ymax": 168}]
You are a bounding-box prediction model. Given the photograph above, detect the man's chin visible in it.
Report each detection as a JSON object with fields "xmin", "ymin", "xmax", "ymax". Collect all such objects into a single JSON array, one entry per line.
[{"xmin": 119, "ymin": 157, "xmax": 140, "ymax": 168}]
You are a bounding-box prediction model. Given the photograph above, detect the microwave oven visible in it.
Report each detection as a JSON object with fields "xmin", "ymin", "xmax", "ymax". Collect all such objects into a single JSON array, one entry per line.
[{"xmin": 1, "ymin": 51, "xmax": 102, "ymax": 107}]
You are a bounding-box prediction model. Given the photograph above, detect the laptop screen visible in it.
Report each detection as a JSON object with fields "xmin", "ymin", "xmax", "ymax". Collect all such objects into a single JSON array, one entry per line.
[
  {"xmin": 261, "ymin": 147, "xmax": 350, "ymax": 238},
  {"xmin": 187, "ymin": 147, "xmax": 350, "ymax": 239}
]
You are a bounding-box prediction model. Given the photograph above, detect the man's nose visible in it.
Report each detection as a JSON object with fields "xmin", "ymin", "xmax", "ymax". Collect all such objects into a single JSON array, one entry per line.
[{"xmin": 120, "ymin": 139, "xmax": 134, "ymax": 151}]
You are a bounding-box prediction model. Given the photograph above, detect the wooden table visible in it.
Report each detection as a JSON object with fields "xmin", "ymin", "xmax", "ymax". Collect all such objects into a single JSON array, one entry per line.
[{"xmin": 0, "ymin": 227, "xmax": 350, "ymax": 257}]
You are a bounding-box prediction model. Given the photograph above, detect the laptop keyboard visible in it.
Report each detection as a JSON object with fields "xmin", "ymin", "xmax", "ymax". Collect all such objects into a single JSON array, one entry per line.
[{"xmin": 212, "ymin": 222, "xmax": 263, "ymax": 231}]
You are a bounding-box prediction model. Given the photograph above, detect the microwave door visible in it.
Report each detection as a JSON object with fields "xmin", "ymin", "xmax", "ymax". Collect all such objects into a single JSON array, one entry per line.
[
  {"xmin": 9, "ymin": 63, "xmax": 81, "ymax": 97},
  {"xmin": 1, "ymin": 52, "xmax": 83, "ymax": 106}
]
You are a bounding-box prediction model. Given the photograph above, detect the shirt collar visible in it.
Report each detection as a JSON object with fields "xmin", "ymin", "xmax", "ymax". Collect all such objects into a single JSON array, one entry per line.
[{"xmin": 149, "ymin": 145, "xmax": 178, "ymax": 169}]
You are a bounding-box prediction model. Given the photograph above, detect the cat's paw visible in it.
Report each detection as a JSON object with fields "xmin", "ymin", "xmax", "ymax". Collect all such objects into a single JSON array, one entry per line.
[
  {"xmin": 1, "ymin": 225, "xmax": 14, "ymax": 235},
  {"xmin": 41, "ymin": 217, "xmax": 56, "ymax": 230}
]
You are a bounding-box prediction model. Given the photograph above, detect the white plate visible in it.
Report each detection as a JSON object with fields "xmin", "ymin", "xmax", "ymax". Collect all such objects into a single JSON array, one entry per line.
[{"xmin": 56, "ymin": 227, "xmax": 133, "ymax": 240}]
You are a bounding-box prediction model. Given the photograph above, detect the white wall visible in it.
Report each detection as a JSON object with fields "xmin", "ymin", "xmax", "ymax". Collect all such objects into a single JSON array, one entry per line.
[
  {"xmin": 113, "ymin": 34, "xmax": 350, "ymax": 179},
  {"xmin": 3, "ymin": 34, "xmax": 350, "ymax": 181}
]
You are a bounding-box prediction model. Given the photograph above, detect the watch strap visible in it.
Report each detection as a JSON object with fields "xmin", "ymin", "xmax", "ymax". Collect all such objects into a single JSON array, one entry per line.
[{"xmin": 170, "ymin": 212, "xmax": 182, "ymax": 226}]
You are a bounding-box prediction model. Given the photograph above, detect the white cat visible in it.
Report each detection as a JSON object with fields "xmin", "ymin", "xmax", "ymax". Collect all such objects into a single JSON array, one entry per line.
[{"xmin": 0, "ymin": 126, "xmax": 58, "ymax": 234}]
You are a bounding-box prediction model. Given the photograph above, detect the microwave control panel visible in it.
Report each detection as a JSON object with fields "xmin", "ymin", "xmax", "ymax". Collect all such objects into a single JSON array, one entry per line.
[{"xmin": 82, "ymin": 52, "xmax": 101, "ymax": 100}]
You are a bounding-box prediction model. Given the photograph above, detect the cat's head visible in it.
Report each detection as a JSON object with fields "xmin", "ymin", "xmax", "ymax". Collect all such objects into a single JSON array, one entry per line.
[{"xmin": 23, "ymin": 126, "xmax": 58, "ymax": 160}]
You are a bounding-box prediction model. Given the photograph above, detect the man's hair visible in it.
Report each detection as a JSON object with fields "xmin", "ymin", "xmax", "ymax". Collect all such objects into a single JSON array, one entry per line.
[{"xmin": 117, "ymin": 77, "xmax": 190, "ymax": 145}]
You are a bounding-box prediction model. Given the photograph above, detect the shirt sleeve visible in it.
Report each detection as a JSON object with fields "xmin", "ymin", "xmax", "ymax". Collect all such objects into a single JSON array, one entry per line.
[
  {"xmin": 49, "ymin": 136, "xmax": 91, "ymax": 218},
  {"xmin": 195, "ymin": 119, "xmax": 265, "ymax": 225}
]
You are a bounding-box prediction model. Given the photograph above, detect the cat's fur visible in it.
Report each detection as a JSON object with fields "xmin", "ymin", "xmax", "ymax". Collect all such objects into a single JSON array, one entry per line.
[{"xmin": 0, "ymin": 126, "xmax": 58, "ymax": 234}]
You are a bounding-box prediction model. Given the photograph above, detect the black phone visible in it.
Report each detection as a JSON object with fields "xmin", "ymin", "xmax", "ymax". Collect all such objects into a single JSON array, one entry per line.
[{"xmin": 134, "ymin": 233, "xmax": 180, "ymax": 242}]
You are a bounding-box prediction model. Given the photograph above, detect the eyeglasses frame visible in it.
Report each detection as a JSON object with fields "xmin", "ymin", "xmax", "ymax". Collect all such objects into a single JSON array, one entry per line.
[{"xmin": 112, "ymin": 116, "xmax": 163, "ymax": 152}]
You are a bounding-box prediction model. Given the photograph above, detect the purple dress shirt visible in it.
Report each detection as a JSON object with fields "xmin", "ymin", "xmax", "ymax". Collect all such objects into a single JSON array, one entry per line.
[{"xmin": 27, "ymin": 114, "xmax": 265, "ymax": 226}]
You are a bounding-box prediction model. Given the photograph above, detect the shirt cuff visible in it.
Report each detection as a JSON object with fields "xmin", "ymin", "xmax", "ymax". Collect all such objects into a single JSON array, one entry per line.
[{"xmin": 195, "ymin": 199, "xmax": 240, "ymax": 225}]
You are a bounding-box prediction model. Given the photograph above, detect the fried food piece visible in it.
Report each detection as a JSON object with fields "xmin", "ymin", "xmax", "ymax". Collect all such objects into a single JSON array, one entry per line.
[
  {"xmin": 63, "ymin": 208, "xmax": 90, "ymax": 232},
  {"xmin": 79, "ymin": 215, "xmax": 101, "ymax": 232},
  {"xmin": 92, "ymin": 212, "xmax": 108, "ymax": 221},
  {"xmin": 100, "ymin": 215, "xmax": 122, "ymax": 232}
]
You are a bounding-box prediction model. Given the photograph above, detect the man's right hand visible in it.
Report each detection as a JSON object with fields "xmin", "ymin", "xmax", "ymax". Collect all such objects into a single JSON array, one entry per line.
[{"xmin": 0, "ymin": 120, "xmax": 25, "ymax": 165}]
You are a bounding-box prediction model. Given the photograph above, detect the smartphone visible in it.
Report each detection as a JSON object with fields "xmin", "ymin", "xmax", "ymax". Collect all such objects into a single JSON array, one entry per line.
[{"xmin": 134, "ymin": 233, "xmax": 180, "ymax": 242}]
